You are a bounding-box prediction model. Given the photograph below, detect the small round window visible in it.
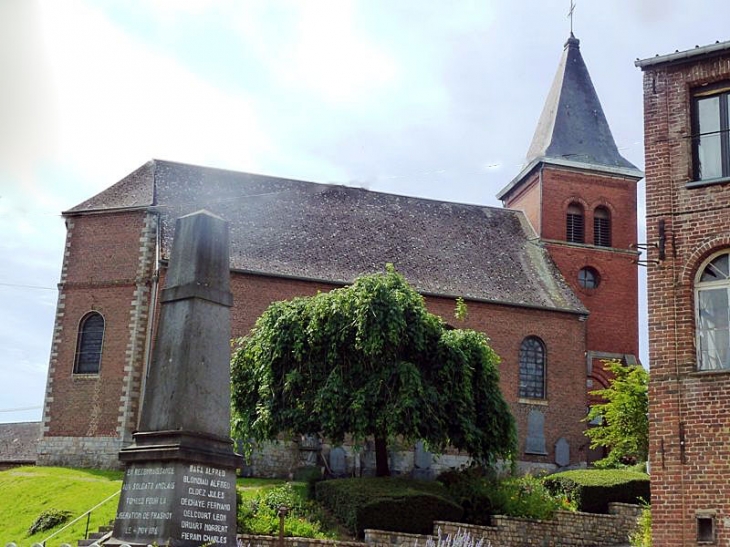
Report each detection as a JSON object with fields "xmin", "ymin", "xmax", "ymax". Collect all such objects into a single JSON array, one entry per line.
[{"xmin": 578, "ymin": 267, "xmax": 600, "ymax": 289}]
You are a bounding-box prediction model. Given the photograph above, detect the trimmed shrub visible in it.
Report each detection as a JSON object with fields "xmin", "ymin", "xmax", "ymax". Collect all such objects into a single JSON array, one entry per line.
[
  {"xmin": 543, "ymin": 469, "xmax": 649, "ymax": 514},
  {"xmin": 315, "ymin": 477, "xmax": 462, "ymax": 537}
]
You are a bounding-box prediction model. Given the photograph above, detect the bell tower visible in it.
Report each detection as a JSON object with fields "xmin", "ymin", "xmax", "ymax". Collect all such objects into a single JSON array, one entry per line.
[{"xmin": 498, "ymin": 34, "xmax": 643, "ymax": 399}]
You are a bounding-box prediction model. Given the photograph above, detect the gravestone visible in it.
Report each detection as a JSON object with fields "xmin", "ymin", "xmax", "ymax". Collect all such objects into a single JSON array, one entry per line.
[
  {"xmin": 555, "ymin": 437, "xmax": 570, "ymax": 467},
  {"xmin": 412, "ymin": 440, "xmax": 433, "ymax": 480},
  {"xmin": 107, "ymin": 211, "xmax": 242, "ymax": 547},
  {"xmin": 329, "ymin": 446, "xmax": 347, "ymax": 477},
  {"xmin": 525, "ymin": 409, "xmax": 547, "ymax": 455}
]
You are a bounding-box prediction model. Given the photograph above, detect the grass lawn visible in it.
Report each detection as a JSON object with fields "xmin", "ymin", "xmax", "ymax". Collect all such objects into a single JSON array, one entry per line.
[{"xmin": 0, "ymin": 466, "xmax": 123, "ymax": 546}]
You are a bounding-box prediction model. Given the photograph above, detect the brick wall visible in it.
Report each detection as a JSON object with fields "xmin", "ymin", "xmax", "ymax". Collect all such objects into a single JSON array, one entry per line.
[
  {"xmin": 641, "ymin": 49, "xmax": 730, "ymax": 545},
  {"xmin": 503, "ymin": 164, "xmax": 640, "ymax": 412},
  {"xmin": 39, "ymin": 210, "xmax": 155, "ymax": 469},
  {"xmin": 364, "ymin": 503, "xmax": 641, "ymax": 547}
]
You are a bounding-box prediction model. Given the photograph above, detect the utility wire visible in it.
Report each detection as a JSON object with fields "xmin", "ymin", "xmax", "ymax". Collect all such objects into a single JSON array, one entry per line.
[
  {"xmin": 0, "ymin": 405, "xmax": 42, "ymax": 413},
  {"xmin": 0, "ymin": 282, "xmax": 57, "ymax": 291}
]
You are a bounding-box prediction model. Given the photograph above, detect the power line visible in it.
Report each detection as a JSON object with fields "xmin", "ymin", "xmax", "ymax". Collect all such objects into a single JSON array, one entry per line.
[
  {"xmin": 0, "ymin": 405, "xmax": 42, "ymax": 413},
  {"xmin": 0, "ymin": 282, "xmax": 57, "ymax": 291}
]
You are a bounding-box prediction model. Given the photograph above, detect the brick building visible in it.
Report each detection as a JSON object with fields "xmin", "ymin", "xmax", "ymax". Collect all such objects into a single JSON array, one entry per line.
[
  {"xmin": 637, "ymin": 40, "xmax": 730, "ymax": 545},
  {"xmin": 39, "ymin": 35, "xmax": 641, "ymax": 475}
]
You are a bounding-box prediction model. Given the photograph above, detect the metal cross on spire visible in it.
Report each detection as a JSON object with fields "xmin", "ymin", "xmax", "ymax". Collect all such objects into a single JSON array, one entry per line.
[{"xmin": 568, "ymin": 0, "xmax": 576, "ymax": 35}]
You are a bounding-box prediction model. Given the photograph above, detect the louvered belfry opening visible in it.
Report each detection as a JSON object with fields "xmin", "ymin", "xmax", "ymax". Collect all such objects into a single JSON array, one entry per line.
[
  {"xmin": 594, "ymin": 206, "xmax": 611, "ymax": 247},
  {"xmin": 566, "ymin": 203, "xmax": 585, "ymax": 243}
]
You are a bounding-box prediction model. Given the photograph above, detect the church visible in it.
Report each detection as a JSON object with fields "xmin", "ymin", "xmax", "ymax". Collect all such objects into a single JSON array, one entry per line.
[{"xmin": 38, "ymin": 34, "xmax": 642, "ymax": 474}]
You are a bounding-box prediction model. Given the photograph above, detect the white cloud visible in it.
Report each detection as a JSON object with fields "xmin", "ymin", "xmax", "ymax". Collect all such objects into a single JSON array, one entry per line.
[{"xmin": 37, "ymin": 0, "xmax": 274, "ymax": 190}]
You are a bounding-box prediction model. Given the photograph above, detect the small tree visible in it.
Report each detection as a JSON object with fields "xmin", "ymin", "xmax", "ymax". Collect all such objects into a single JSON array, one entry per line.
[
  {"xmin": 585, "ymin": 359, "xmax": 649, "ymax": 468},
  {"xmin": 231, "ymin": 267, "xmax": 516, "ymax": 476}
]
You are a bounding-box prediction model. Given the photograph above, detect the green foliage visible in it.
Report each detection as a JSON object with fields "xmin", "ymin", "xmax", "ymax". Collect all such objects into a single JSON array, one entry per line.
[
  {"xmin": 27, "ymin": 508, "xmax": 72, "ymax": 535},
  {"xmin": 454, "ymin": 297, "xmax": 468, "ymax": 321},
  {"xmin": 629, "ymin": 503, "xmax": 652, "ymax": 547},
  {"xmin": 439, "ymin": 468, "xmax": 574, "ymax": 523},
  {"xmin": 543, "ymin": 468, "xmax": 650, "ymax": 514},
  {"xmin": 231, "ymin": 268, "xmax": 516, "ymax": 471},
  {"xmin": 585, "ymin": 359, "xmax": 648, "ymax": 468},
  {"xmin": 315, "ymin": 477, "xmax": 462, "ymax": 537},
  {"xmin": 489, "ymin": 475, "xmax": 574, "ymax": 520},
  {"xmin": 237, "ymin": 482, "xmax": 336, "ymax": 539}
]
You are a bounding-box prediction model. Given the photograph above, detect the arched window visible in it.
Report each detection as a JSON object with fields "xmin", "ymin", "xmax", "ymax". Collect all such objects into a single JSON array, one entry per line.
[
  {"xmin": 696, "ymin": 251, "xmax": 730, "ymax": 371},
  {"xmin": 594, "ymin": 206, "xmax": 612, "ymax": 247},
  {"xmin": 74, "ymin": 312, "xmax": 105, "ymax": 374},
  {"xmin": 566, "ymin": 203, "xmax": 585, "ymax": 243},
  {"xmin": 519, "ymin": 336, "xmax": 546, "ymax": 399}
]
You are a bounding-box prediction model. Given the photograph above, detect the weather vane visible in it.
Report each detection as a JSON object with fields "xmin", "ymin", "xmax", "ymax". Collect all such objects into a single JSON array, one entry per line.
[{"xmin": 568, "ymin": 0, "xmax": 576, "ymax": 35}]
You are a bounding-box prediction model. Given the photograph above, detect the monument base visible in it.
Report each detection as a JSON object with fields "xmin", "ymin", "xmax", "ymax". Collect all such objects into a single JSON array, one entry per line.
[{"xmin": 107, "ymin": 430, "xmax": 242, "ymax": 547}]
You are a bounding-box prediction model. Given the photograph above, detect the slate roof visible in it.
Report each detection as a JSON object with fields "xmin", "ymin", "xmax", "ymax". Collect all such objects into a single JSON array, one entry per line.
[
  {"xmin": 0, "ymin": 422, "xmax": 40, "ymax": 464},
  {"xmin": 498, "ymin": 35, "xmax": 642, "ymax": 201},
  {"xmin": 68, "ymin": 160, "xmax": 587, "ymax": 314}
]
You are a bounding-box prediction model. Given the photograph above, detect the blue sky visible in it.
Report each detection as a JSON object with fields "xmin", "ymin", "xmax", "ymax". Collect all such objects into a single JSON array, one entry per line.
[{"xmin": 2, "ymin": 0, "xmax": 730, "ymax": 424}]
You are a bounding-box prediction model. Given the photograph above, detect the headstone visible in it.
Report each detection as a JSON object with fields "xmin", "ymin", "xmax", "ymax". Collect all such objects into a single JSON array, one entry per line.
[
  {"xmin": 412, "ymin": 440, "xmax": 434, "ymax": 480},
  {"xmin": 525, "ymin": 409, "xmax": 547, "ymax": 455},
  {"xmin": 555, "ymin": 437, "xmax": 570, "ymax": 467},
  {"xmin": 329, "ymin": 446, "xmax": 347, "ymax": 477},
  {"xmin": 108, "ymin": 211, "xmax": 242, "ymax": 547},
  {"xmin": 298, "ymin": 433, "xmax": 321, "ymax": 467}
]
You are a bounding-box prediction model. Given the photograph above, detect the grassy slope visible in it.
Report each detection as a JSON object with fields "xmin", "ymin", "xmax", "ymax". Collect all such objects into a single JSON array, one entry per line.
[{"xmin": 0, "ymin": 466, "xmax": 124, "ymax": 546}]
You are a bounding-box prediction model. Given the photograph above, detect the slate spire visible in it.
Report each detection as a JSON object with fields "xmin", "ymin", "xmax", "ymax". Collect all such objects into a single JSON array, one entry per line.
[{"xmin": 526, "ymin": 34, "xmax": 639, "ymax": 171}]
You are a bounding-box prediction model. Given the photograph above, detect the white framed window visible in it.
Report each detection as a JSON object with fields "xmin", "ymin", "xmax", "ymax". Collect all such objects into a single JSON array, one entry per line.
[{"xmin": 695, "ymin": 251, "xmax": 730, "ymax": 371}]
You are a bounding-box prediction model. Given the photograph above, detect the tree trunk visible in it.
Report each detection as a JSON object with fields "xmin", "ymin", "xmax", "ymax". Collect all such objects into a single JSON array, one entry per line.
[{"xmin": 374, "ymin": 435, "xmax": 390, "ymax": 477}]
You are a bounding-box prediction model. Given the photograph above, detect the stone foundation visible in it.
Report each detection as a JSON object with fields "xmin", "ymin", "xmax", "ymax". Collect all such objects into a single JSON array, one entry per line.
[{"xmin": 37, "ymin": 436, "xmax": 124, "ymax": 469}]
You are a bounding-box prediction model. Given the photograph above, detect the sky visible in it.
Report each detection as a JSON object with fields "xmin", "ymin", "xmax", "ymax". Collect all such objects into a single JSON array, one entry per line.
[{"xmin": 2, "ymin": 0, "xmax": 730, "ymax": 425}]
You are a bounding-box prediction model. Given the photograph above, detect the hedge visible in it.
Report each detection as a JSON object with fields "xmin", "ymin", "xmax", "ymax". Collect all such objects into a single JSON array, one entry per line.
[
  {"xmin": 315, "ymin": 477, "xmax": 463, "ymax": 537},
  {"xmin": 543, "ymin": 469, "xmax": 650, "ymax": 514}
]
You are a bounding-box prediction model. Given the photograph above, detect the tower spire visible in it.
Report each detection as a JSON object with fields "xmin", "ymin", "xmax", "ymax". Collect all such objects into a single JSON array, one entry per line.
[{"xmin": 523, "ymin": 35, "xmax": 640, "ymax": 172}]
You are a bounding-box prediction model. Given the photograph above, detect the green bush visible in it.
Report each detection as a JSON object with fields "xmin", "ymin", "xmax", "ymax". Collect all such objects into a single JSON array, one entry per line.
[
  {"xmin": 28, "ymin": 508, "xmax": 72, "ymax": 535},
  {"xmin": 630, "ymin": 504, "xmax": 652, "ymax": 547},
  {"xmin": 315, "ymin": 477, "xmax": 462, "ymax": 537},
  {"xmin": 437, "ymin": 467, "xmax": 493, "ymax": 525},
  {"xmin": 543, "ymin": 469, "xmax": 649, "ymax": 514},
  {"xmin": 439, "ymin": 468, "xmax": 573, "ymax": 523},
  {"xmin": 489, "ymin": 475, "xmax": 573, "ymax": 520},
  {"xmin": 238, "ymin": 482, "xmax": 336, "ymax": 539}
]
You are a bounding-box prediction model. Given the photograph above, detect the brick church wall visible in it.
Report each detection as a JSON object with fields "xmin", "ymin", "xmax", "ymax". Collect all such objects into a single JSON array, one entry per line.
[
  {"xmin": 38, "ymin": 210, "xmax": 157, "ymax": 468},
  {"xmin": 40, "ymin": 206, "xmax": 589, "ymax": 471},
  {"xmin": 641, "ymin": 49, "xmax": 730, "ymax": 545}
]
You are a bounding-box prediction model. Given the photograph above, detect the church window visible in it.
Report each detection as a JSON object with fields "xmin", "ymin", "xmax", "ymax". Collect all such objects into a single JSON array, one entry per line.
[
  {"xmin": 74, "ymin": 312, "xmax": 105, "ymax": 374},
  {"xmin": 566, "ymin": 203, "xmax": 585, "ymax": 243},
  {"xmin": 692, "ymin": 84, "xmax": 730, "ymax": 182},
  {"xmin": 593, "ymin": 207, "xmax": 611, "ymax": 247},
  {"xmin": 578, "ymin": 267, "xmax": 600, "ymax": 289},
  {"xmin": 695, "ymin": 251, "xmax": 730, "ymax": 371},
  {"xmin": 519, "ymin": 336, "xmax": 546, "ymax": 399}
]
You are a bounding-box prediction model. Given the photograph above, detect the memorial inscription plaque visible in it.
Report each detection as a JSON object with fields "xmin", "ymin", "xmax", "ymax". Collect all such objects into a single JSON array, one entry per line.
[{"xmin": 114, "ymin": 461, "xmax": 237, "ymax": 544}]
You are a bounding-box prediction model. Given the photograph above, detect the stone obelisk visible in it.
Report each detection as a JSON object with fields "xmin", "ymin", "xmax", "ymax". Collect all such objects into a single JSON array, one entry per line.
[{"xmin": 108, "ymin": 210, "xmax": 242, "ymax": 547}]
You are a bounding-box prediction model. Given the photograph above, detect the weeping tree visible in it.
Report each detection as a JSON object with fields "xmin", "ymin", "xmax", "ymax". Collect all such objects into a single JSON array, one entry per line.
[{"xmin": 231, "ymin": 266, "xmax": 516, "ymax": 476}]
